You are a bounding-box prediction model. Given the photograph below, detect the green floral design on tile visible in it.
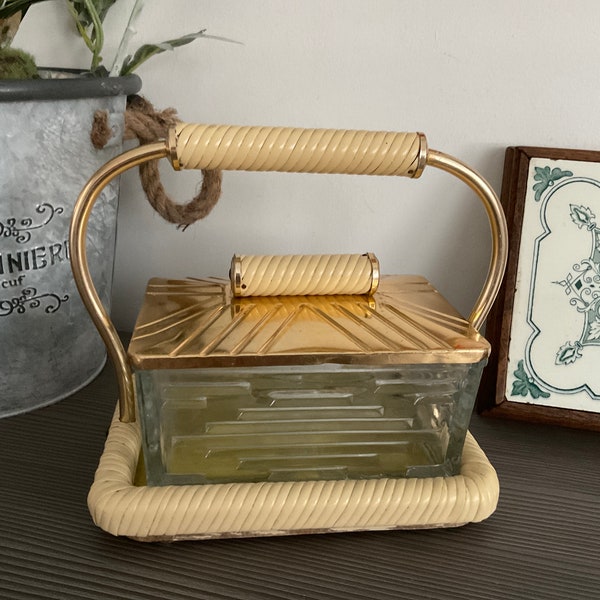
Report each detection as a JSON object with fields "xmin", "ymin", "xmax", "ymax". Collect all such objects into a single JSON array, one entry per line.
[
  {"xmin": 511, "ymin": 360, "xmax": 551, "ymax": 399},
  {"xmin": 533, "ymin": 166, "xmax": 573, "ymax": 201},
  {"xmin": 554, "ymin": 204, "xmax": 600, "ymax": 365}
]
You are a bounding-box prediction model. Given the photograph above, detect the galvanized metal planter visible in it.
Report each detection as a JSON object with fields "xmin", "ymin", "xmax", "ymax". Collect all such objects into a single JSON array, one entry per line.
[{"xmin": 0, "ymin": 69, "xmax": 141, "ymax": 417}]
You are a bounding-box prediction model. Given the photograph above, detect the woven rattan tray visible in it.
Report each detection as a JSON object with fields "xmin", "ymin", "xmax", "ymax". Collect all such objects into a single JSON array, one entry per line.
[{"xmin": 88, "ymin": 406, "xmax": 499, "ymax": 541}]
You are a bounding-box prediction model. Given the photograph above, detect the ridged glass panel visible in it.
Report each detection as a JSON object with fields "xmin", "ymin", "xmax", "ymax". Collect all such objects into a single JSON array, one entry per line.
[{"xmin": 138, "ymin": 361, "xmax": 486, "ymax": 486}]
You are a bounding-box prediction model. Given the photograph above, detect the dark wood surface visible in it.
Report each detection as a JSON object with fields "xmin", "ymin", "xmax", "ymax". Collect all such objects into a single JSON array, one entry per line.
[{"xmin": 2, "ymin": 359, "xmax": 600, "ymax": 600}]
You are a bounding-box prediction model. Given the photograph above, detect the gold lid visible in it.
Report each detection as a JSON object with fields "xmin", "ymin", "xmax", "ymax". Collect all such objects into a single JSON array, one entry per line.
[{"xmin": 128, "ymin": 275, "xmax": 490, "ymax": 370}]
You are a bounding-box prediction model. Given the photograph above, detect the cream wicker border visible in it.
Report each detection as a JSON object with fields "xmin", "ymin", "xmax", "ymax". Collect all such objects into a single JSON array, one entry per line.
[{"xmin": 88, "ymin": 406, "xmax": 499, "ymax": 541}]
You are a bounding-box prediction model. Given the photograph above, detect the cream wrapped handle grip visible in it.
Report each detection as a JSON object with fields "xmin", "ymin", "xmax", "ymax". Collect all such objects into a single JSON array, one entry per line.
[
  {"xmin": 70, "ymin": 123, "xmax": 508, "ymax": 423},
  {"xmin": 169, "ymin": 124, "xmax": 427, "ymax": 177},
  {"xmin": 231, "ymin": 253, "xmax": 379, "ymax": 297}
]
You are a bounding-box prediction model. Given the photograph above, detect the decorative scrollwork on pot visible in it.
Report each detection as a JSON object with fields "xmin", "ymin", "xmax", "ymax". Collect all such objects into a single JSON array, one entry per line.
[
  {"xmin": 0, "ymin": 287, "xmax": 69, "ymax": 317},
  {"xmin": 0, "ymin": 203, "xmax": 64, "ymax": 245}
]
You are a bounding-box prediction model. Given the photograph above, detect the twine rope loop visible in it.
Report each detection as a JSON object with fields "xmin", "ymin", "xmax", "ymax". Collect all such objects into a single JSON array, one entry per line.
[{"xmin": 91, "ymin": 95, "xmax": 222, "ymax": 228}]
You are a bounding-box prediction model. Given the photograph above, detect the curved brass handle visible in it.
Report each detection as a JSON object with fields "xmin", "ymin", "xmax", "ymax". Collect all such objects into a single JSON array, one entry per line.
[
  {"xmin": 70, "ymin": 124, "xmax": 508, "ymax": 422},
  {"xmin": 70, "ymin": 142, "xmax": 168, "ymax": 423}
]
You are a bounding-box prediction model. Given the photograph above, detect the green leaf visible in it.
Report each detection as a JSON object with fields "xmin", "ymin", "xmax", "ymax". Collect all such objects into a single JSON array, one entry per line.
[
  {"xmin": 66, "ymin": 0, "xmax": 106, "ymax": 70},
  {"xmin": 556, "ymin": 341, "xmax": 583, "ymax": 365},
  {"xmin": 0, "ymin": 0, "xmax": 45, "ymax": 19},
  {"xmin": 588, "ymin": 321, "xmax": 600, "ymax": 341},
  {"xmin": 532, "ymin": 181, "xmax": 546, "ymax": 202},
  {"xmin": 569, "ymin": 204, "xmax": 596, "ymax": 229},
  {"xmin": 89, "ymin": 64, "xmax": 109, "ymax": 77},
  {"xmin": 119, "ymin": 29, "xmax": 209, "ymax": 75},
  {"xmin": 67, "ymin": 0, "xmax": 116, "ymax": 26},
  {"xmin": 510, "ymin": 359, "xmax": 550, "ymax": 398},
  {"xmin": 511, "ymin": 381, "xmax": 529, "ymax": 397},
  {"xmin": 530, "ymin": 386, "xmax": 544, "ymax": 399},
  {"xmin": 513, "ymin": 360, "xmax": 528, "ymax": 382},
  {"xmin": 532, "ymin": 165, "xmax": 573, "ymax": 201},
  {"xmin": 2, "ymin": 0, "xmax": 239, "ymax": 76}
]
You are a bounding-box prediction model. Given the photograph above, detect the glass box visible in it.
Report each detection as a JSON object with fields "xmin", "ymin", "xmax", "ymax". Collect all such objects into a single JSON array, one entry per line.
[{"xmin": 129, "ymin": 275, "xmax": 490, "ymax": 487}]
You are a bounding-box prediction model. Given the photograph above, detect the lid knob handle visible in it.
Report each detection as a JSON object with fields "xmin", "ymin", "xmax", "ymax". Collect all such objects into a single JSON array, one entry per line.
[{"xmin": 231, "ymin": 253, "xmax": 379, "ymax": 297}]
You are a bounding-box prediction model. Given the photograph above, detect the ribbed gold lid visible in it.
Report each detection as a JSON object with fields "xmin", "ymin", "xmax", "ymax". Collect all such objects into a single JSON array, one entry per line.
[{"xmin": 128, "ymin": 275, "xmax": 490, "ymax": 370}]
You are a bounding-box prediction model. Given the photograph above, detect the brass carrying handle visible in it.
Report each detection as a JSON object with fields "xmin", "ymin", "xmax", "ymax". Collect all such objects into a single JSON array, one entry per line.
[{"xmin": 70, "ymin": 123, "xmax": 508, "ymax": 423}]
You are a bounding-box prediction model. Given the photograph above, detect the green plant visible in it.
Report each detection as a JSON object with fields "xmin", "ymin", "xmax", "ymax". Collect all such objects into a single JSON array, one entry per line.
[
  {"xmin": 0, "ymin": 0, "xmax": 227, "ymax": 77},
  {"xmin": 0, "ymin": 46, "xmax": 36, "ymax": 78}
]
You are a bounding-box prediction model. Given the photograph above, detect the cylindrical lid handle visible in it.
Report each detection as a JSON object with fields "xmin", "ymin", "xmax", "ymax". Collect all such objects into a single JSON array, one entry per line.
[{"xmin": 231, "ymin": 253, "xmax": 380, "ymax": 297}]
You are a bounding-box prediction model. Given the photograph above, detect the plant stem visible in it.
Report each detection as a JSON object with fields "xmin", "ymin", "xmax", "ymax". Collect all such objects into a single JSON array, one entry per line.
[
  {"xmin": 109, "ymin": 0, "xmax": 144, "ymax": 77},
  {"xmin": 81, "ymin": 0, "xmax": 103, "ymax": 70}
]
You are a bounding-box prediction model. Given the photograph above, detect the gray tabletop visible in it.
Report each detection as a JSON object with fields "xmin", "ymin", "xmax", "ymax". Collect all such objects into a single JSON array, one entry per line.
[{"xmin": 1, "ymin": 360, "xmax": 599, "ymax": 600}]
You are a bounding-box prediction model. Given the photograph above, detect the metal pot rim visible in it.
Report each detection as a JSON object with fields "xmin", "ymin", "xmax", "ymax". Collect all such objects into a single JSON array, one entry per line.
[{"xmin": 0, "ymin": 68, "xmax": 142, "ymax": 102}]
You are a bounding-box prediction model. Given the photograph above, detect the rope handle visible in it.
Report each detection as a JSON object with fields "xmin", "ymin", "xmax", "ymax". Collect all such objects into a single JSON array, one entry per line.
[
  {"xmin": 91, "ymin": 97, "xmax": 223, "ymax": 229},
  {"xmin": 70, "ymin": 123, "xmax": 508, "ymax": 423}
]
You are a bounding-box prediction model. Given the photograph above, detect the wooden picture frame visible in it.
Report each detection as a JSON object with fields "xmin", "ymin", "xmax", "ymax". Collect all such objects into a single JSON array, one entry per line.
[{"xmin": 477, "ymin": 146, "xmax": 600, "ymax": 431}]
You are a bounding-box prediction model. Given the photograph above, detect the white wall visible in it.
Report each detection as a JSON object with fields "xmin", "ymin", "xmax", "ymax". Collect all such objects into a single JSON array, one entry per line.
[{"xmin": 15, "ymin": 1, "xmax": 600, "ymax": 329}]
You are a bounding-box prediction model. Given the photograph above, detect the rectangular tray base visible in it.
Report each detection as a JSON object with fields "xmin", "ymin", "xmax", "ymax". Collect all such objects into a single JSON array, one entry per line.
[{"xmin": 88, "ymin": 405, "xmax": 499, "ymax": 541}]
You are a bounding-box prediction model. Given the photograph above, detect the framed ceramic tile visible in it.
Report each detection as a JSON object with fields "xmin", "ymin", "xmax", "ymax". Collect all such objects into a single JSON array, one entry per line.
[{"xmin": 478, "ymin": 146, "xmax": 600, "ymax": 431}]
